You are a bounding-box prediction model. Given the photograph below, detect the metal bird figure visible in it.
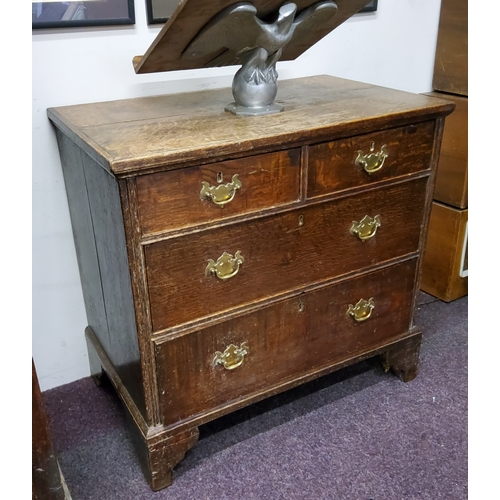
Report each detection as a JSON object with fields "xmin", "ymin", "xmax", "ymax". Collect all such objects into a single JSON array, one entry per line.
[{"xmin": 182, "ymin": 1, "xmax": 339, "ymax": 115}]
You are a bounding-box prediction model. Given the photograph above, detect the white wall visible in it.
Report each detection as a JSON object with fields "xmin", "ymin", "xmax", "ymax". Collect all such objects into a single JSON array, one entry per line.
[{"xmin": 32, "ymin": 0, "xmax": 442, "ymax": 391}]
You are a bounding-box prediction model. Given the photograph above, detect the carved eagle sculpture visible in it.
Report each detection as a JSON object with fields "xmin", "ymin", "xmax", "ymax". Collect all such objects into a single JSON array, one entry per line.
[
  {"xmin": 182, "ymin": 1, "xmax": 339, "ymax": 68},
  {"xmin": 181, "ymin": 1, "xmax": 339, "ymax": 113}
]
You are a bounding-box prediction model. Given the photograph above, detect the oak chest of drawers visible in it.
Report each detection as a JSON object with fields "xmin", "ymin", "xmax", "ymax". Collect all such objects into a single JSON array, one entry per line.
[{"xmin": 47, "ymin": 75, "xmax": 453, "ymax": 491}]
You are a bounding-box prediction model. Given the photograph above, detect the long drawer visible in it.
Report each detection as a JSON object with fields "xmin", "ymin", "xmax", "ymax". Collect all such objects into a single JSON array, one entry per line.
[
  {"xmin": 155, "ymin": 259, "xmax": 418, "ymax": 425},
  {"xmin": 144, "ymin": 177, "xmax": 428, "ymax": 332}
]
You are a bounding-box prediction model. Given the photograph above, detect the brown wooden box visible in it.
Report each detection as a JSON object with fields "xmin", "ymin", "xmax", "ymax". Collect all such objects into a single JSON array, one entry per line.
[
  {"xmin": 425, "ymin": 92, "xmax": 467, "ymax": 209},
  {"xmin": 420, "ymin": 0, "xmax": 468, "ymax": 302},
  {"xmin": 432, "ymin": 0, "xmax": 468, "ymax": 96},
  {"xmin": 420, "ymin": 202, "xmax": 468, "ymax": 302}
]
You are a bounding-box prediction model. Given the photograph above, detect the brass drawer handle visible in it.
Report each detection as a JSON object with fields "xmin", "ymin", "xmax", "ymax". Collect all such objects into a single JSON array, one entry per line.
[
  {"xmin": 206, "ymin": 251, "xmax": 244, "ymax": 280},
  {"xmin": 347, "ymin": 298, "xmax": 375, "ymax": 322},
  {"xmin": 200, "ymin": 174, "xmax": 242, "ymax": 206},
  {"xmin": 213, "ymin": 342, "xmax": 249, "ymax": 370},
  {"xmin": 350, "ymin": 214, "xmax": 381, "ymax": 241},
  {"xmin": 355, "ymin": 142, "xmax": 388, "ymax": 174}
]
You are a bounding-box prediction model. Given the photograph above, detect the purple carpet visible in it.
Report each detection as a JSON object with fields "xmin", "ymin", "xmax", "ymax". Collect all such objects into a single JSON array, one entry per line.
[{"xmin": 42, "ymin": 293, "xmax": 467, "ymax": 499}]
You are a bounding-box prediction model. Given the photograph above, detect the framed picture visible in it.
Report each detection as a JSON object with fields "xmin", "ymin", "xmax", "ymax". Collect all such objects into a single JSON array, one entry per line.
[
  {"xmin": 359, "ymin": 0, "xmax": 378, "ymax": 13},
  {"xmin": 146, "ymin": 0, "xmax": 180, "ymax": 24},
  {"xmin": 32, "ymin": 0, "xmax": 135, "ymax": 29}
]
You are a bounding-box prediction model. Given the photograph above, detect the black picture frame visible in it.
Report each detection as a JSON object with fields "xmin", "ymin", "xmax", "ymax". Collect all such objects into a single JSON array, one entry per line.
[
  {"xmin": 32, "ymin": 0, "xmax": 135, "ymax": 30},
  {"xmin": 146, "ymin": 0, "xmax": 178, "ymax": 24},
  {"xmin": 359, "ymin": 0, "xmax": 378, "ymax": 13}
]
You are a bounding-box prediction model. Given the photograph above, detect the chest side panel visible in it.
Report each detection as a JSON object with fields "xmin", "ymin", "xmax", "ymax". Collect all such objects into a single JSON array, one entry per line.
[{"xmin": 56, "ymin": 131, "xmax": 146, "ymax": 419}]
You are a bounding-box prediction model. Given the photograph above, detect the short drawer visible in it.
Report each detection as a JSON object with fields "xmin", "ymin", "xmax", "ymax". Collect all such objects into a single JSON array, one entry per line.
[
  {"xmin": 155, "ymin": 259, "xmax": 418, "ymax": 425},
  {"xmin": 135, "ymin": 149, "xmax": 301, "ymax": 235},
  {"xmin": 144, "ymin": 177, "xmax": 428, "ymax": 332},
  {"xmin": 307, "ymin": 121, "xmax": 435, "ymax": 198}
]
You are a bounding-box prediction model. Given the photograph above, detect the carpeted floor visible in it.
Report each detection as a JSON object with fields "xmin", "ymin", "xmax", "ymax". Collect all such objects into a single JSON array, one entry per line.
[{"xmin": 42, "ymin": 293, "xmax": 467, "ymax": 500}]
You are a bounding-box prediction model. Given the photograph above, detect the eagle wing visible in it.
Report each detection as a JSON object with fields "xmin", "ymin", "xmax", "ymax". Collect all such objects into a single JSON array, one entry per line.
[
  {"xmin": 182, "ymin": 3, "xmax": 263, "ymax": 67},
  {"xmin": 291, "ymin": 1, "xmax": 339, "ymax": 45}
]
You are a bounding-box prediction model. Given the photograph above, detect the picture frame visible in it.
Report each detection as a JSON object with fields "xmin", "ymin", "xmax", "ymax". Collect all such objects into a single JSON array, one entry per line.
[
  {"xmin": 359, "ymin": 0, "xmax": 378, "ymax": 13},
  {"xmin": 32, "ymin": 0, "xmax": 135, "ymax": 30},
  {"xmin": 146, "ymin": 0, "xmax": 179, "ymax": 24},
  {"xmin": 145, "ymin": 0, "xmax": 378, "ymax": 25}
]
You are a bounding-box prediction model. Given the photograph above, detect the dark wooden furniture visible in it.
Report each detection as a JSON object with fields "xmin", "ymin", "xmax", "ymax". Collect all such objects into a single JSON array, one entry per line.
[
  {"xmin": 431, "ymin": 0, "xmax": 467, "ymax": 97},
  {"xmin": 420, "ymin": 0, "xmax": 468, "ymax": 302},
  {"xmin": 32, "ymin": 360, "xmax": 69, "ymax": 500},
  {"xmin": 421, "ymin": 201, "xmax": 468, "ymax": 302},
  {"xmin": 47, "ymin": 75, "xmax": 453, "ymax": 490}
]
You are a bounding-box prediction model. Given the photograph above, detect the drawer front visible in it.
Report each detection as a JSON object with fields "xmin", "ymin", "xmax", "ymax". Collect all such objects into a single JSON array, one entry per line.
[
  {"xmin": 145, "ymin": 177, "xmax": 428, "ymax": 332},
  {"xmin": 136, "ymin": 149, "xmax": 301, "ymax": 235},
  {"xmin": 307, "ymin": 121, "xmax": 435, "ymax": 198},
  {"xmin": 155, "ymin": 259, "xmax": 418, "ymax": 425}
]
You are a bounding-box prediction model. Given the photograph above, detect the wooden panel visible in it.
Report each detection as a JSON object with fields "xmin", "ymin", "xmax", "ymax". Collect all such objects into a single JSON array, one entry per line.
[
  {"xmin": 433, "ymin": 0, "xmax": 468, "ymax": 95},
  {"xmin": 426, "ymin": 92, "xmax": 467, "ymax": 208},
  {"xmin": 56, "ymin": 131, "xmax": 147, "ymax": 420},
  {"xmin": 82, "ymin": 157, "xmax": 148, "ymax": 419},
  {"xmin": 46, "ymin": 75, "xmax": 455, "ymax": 176},
  {"xmin": 145, "ymin": 178, "xmax": 428, "ymax": 332},
  {"xmin": 132, "ymin": 0, "xmax": 372, "ymax": 74},
  {"xmin": 155, "ymin": 259, "xmax": 417, "ymax": 425},
  {"xmin": 136, "ymin": 149, "xmax": 301, "ymax": 235},
  {"xmin": 420, "ymin": 202, "xmax": 468, "ymax": 302},
  {"xmin": 307, "ymin": 121, "xmax": 435, "ymax": 198},
  {"xmin": 56, "ymin": 130, "xmax": 110, "ymax": 340},
  {"xmin": 32, "ymin": 360, "xmax": 67, "ymax": 500}
]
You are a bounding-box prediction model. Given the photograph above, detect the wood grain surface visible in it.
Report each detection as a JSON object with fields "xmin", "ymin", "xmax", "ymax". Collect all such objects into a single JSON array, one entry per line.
[
  {"xmin": 308, "ymin": 121, "xmax": 435, "ymax": 198},
  {"xmin": 32, "ymin": 360, "xmax": 67, "ymax": 500},
  {"xmin": 425, "ymin": 92, "xmax": 467, "ymax": 208},
  {"xmin": 432, "ymin": 0, "xmax": 467, "ymax": 96},
  {"xmin": 136, "ymin": 149, "xmax": 301, "ymax": 235},
  {"xmin": 420, "ymin": 202, "xmax": 468, "ymax": 302},
  {"xmin": 155, "ymin": 259, "xmax": 418, "ymax": 424},
  {"xmin": 145, "ymin": 177, "xmax": 428, "ymax": 332},
  {"xmin": 47, "ymin": 75, "xmax": 454, "ymax": 176},
  {"xmin": 133, "ymin": 0, "xmax": 372, "ymax": 74},
  {"xmin": 47, "ymin": 74, "xmax": 454, "ymax": 491}
]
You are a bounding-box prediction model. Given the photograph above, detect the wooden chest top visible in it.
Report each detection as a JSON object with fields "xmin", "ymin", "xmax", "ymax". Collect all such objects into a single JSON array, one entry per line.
[{"xmin": 47, "ymin": 75, "xmax": 453, "ymax": 176}]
